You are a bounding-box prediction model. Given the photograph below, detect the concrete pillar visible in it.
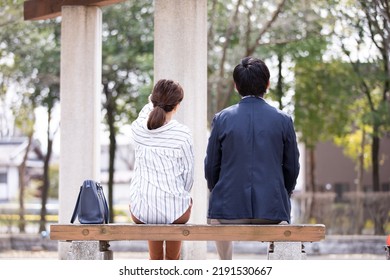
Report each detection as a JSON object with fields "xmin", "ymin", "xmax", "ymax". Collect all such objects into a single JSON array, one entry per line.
[
  {"xmin": 68, "ymin": 241, "xmax": 113, "ymax": 260},
  {"xmin": 58, "ymin": 6, "xmax": 102, "ymax": 259},
  {"xmin": 154, "ymin": 0, "xmax": 208, "ymax": 259},
  {"xmin": 267, "ymin": 242, "xmax": 307, "ymax": 260}
]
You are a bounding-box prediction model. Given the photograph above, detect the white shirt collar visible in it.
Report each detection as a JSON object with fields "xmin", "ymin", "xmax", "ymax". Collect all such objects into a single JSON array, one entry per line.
[{"xmin": 241, "ymin": 95, "xmax": 264, "ymax": 100}]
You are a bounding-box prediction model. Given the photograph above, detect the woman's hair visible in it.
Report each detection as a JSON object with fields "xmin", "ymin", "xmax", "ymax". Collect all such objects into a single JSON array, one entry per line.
[{"xmin": 147, "ymin": 79, "xmax": 184, "ymax": 130}]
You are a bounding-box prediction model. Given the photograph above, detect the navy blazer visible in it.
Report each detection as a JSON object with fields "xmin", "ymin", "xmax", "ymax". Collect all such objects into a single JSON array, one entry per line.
[{"xmin": 204, "ymin": 97, "xmax": 300, "ymax": 223}]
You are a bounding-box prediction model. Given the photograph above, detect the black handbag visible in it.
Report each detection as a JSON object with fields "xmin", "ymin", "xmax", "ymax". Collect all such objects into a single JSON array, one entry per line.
[{"xmin": 70, "ymin": 179, "xmax": 109, "ymax": 224}]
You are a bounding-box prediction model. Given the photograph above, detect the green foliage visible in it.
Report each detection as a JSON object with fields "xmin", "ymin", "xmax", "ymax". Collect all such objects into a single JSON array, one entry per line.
[
  {"xmin": 102, "ymin": 1, "xmax": 154, "ymax": 125},
  {"xmin": 334, "ymin": 126, "xmax": 372, "ymax": 171},
  {"xmin": 1, "ymin": 0, "xmax": 61, "ymax": 122},
  {"xmin": 294, "ymin": 60, "xmax": 355, "ymax": 148},
  {"xmin": 207, "ymin": 0, "xmax": 335, "ymax": 122},
  {"xmin": 100, "ymin": 1, "xmax": 154, "ymax": 221},
  {"xmin": 1, "ymin": 0, "xmax": 27, "ymax": 93}
]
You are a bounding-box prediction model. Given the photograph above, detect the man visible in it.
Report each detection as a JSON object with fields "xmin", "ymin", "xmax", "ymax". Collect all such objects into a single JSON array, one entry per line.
[{"xmin": 204, "ymin": 56, "xmax": 300, "ymax": 259}]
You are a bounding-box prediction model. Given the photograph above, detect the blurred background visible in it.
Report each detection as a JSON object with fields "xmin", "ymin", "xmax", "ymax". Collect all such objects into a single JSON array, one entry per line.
[{"xmin": 0, "ymin": 0, "xmax": 389, "ymax": 257}]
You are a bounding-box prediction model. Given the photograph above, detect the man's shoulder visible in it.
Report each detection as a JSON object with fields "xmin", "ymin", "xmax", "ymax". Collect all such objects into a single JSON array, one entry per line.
[
  {"xmin": 215, "ymin": 104, "xmax": 239, "ymax": 117},
  {"xmin": 261, "ymin": 102, "xmax": 292, "ymax": 120}
]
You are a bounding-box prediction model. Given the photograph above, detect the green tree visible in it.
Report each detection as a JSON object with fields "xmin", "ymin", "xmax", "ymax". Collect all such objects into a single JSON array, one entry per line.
[
  {"xmin": 262, "ymin": 0, "xmax": 333, "ymax": 112},
  {"xmin": 294, "ymin": 59, "xmax": 356, "ymax": 220},
  {"xmin": 1, "ymin": 1, "xmax": 35, "ymax": 232},
  {"xmin": 331, "ymin": 1, "xmax": 390, "ymax": 234},
  {"xmin": 207, "ymin": 0, "xmax": 288, "ymax": 124},
  {"xmin": 29, "ymin": 22, "xmax": 61, "ymax": 232},
  {"xmin": 13, "ymin": 97, "xmax": 35, "ymax": 233},
  {"xmin": 332, "ymin": 0, "xmax": 390, "ymax": 195},
  {"xmin": 1, "ymin": 0, "xmax": 61, "ymax": 232},
  {"xmin": 207, "ymin": 0, "xmax": 331, "ymax": 124},
  {"xmin": 334, "ymin": 114, "xmax": 372, "ymax": 234},
  {"xmin": 101, "ymin": 1, "xmax": 154, "ymax": 222}
]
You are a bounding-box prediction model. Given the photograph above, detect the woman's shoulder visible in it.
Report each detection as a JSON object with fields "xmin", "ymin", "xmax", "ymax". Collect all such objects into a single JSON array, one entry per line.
[
  {"xmin": 169, "ymin": 121, "xmax": 193, "ymax": 143},
  {"xmin": 171, "ymin": 120, "xmax": 191, "ymax": 133}
]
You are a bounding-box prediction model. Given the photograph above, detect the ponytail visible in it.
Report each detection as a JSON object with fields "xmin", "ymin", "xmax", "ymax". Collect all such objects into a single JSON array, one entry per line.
[
  {"xmin": 147, "ymin": 79, "xmax": 184, "ymax": 130},
  {"xmin": 147, "ymin": 107, "xmax": 166, "ymax": 130}
]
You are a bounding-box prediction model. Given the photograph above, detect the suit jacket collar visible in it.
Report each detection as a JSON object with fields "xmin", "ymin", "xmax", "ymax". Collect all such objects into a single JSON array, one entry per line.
[{"xmin": 239, "ymin": 96, "xmax": 265, "ymax": 103}]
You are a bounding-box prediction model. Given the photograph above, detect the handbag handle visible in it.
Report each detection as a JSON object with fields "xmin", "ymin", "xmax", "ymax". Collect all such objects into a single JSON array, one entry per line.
[{"xmin": 70, "ymin": 186, "xmax": 82, "ymax": 223}]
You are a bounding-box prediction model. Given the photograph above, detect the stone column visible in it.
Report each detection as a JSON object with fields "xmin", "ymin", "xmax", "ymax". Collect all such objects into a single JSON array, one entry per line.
[
  {"xmin": 58, "ymin": 6, "xmax": 102, "ymax": 259},
  {"xmin": 267, "ymin": 242, "xmax": 307, "ymax": 260},
  {"xmin": 68, "ymin": 241, "xmax": 113, "ymax": 260},
  {"xmin": 154, "ymin": 0, "xmax": 208, "ymax": 259}
]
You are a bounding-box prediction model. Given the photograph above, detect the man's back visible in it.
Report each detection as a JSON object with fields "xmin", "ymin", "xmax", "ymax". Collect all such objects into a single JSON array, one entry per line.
[
  {"xmin": 205, "ymin": 96, "xmax": 300, "ymax": 222},
  {"xmin": 205, "ymin": 56, "xmax": 300, "ymax": 260}
]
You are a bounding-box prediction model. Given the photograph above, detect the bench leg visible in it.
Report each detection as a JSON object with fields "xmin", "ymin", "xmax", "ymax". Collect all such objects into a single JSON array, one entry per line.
[
  {"xmin": 67, "ymin": 241, "xmax": 113, "ymax": 260},
  {"xmin": 267, "ymin": 242, "xmax": 306, "ymax": 260}
]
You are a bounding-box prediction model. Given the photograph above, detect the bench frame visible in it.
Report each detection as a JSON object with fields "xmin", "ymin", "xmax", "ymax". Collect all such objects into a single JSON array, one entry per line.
[{"xmin": 50, "ymin": 223, "xmax": 326, "ymax": 260}]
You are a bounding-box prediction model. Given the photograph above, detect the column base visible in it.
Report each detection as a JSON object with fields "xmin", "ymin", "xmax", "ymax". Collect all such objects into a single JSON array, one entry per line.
[
  {"xmin": 267, "ymin": 242, "xmax": 307, "ymax": 260},
  {"xmin": 68, "ymin": 241, "xmax": 113, "ymax": 260}
]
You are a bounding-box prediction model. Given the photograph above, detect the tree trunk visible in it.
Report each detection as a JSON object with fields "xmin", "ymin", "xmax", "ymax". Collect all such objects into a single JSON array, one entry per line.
[
  {"xmin": 103, "ymin": 84, "xmax": 117, "ymax": 223},
  {"xmin": 371, "ymin": 128, "xmax": 380, "ymax": 192},
  {"xmin": 276, "ymin": 51, "xmax": 284, "ymax": 110},
  {"xmin": 108, "ymin": 120, "xmax": 116, "ymax": 223},
  {"xmin": 302, "ymin": 147, "xmax": 316, "ymax": 223},
  {"xmin": 39, "ymin": 109, "xmax": 53, "ymax": 233},
  {"xmin": 18, "ymin": 165, "xmax": 26, "ymax": 233},
  {"xmin": 354, "ymin": 128, "xmax": 365, "ymax": 234},
  {"xmin": 18, "ymin": 133, "xmax": 34, "ymax": 233}
]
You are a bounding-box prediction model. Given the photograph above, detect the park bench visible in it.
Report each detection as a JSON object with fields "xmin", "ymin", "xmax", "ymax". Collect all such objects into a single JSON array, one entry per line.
[{"xmin": 50, "ymin": 223, "xmax": 325, "ymax": 260}]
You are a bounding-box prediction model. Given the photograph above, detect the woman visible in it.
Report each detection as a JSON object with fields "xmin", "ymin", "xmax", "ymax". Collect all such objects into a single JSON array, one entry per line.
[{"xmin": 129, "ymin": 79, "xmax": 194, "ymax": 260}]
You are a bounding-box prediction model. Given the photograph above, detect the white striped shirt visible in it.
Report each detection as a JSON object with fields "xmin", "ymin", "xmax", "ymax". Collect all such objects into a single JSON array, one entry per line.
[{"xmin": 129, "ymin": 103, "xmax": 194, "ymax": 224}]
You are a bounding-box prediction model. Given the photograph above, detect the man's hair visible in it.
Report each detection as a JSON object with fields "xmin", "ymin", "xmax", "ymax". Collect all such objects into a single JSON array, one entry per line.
[{"xmin": 233, "ymin": 56, "xmax": 270, "ymax": 97}]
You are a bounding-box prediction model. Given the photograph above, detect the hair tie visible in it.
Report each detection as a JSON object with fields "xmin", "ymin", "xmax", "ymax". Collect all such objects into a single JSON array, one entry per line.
[{"xmin": 154, "ymin": 103, "xmax": 174, "ymax": 112}]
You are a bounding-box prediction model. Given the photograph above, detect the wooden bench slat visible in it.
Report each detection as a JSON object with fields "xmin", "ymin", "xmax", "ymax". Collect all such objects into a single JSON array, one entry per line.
[{"xmin": 50, "ymin": 224, "xmax": 325, "ymax": 242}]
